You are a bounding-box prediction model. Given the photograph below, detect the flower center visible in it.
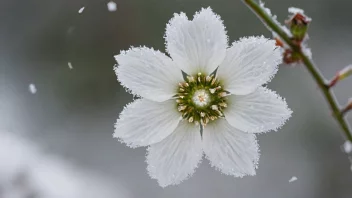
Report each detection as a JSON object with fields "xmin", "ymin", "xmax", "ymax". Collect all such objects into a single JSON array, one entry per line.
[
  {"xmin": 192, "ymin": 89, "xmax": 210, "ymax": 107},
  {"xmin": 176, "ymin": 73, "xmax": 228, "ymax": 126}
]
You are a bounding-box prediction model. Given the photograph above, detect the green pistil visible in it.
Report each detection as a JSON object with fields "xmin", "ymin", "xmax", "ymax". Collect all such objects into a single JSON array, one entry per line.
[{"xmin": 176, "ymin": 73, "xmax": 228, "ymax": 126}]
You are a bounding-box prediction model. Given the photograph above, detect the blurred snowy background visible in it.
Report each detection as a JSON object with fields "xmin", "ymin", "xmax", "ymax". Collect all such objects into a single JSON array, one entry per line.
[{"xmin": 1, "ymin": 0, "xmax": 352, "ymax": 197}]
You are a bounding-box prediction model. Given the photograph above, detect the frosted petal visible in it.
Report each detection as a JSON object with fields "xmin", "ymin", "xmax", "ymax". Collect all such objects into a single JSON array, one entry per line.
[
  {"xmin": 115, "ymin": 47, "xmax": 183, "ymax": 102},
  {"xmin": 225, "ymin": 87, "xmax": 292, "ymax": 133},
  {"xmin": 114, "ymin": 99, "xmax": 181, "ymax": 148},
  {"xmin": 203, "ymin": 119, "xmax": 259, "ymax": 177},
  {"xmin": 217, "ymin": 36, "xmax": 282, "ymax": 95},
  {"xmin": 165, "ymin": 7, "xmax": 227, "ymax": 75},
  {"xmin": 146, "ymin": 121, "xmax": 203, "ymax": 187}
]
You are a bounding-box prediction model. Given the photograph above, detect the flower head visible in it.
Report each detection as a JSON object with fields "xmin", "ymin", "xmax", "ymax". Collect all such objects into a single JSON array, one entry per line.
[{"xmin": 114, "ymin": 7, "xmax": 292, "ymax": 187}]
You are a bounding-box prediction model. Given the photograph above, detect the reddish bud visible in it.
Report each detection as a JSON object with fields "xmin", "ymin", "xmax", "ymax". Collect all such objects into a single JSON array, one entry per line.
[{"xmin": 286, "ymin": 7, "xmax": 311, "ymax": 42}]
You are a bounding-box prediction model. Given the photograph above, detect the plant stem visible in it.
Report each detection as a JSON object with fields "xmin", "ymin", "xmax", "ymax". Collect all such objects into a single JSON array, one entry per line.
[{"xmin": 243, "ymin": 0, "xmax": 352, "ymax": 142}]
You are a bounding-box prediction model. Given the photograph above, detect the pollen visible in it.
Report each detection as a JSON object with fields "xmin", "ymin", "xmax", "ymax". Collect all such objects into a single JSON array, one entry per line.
[
  {"xmin": 192, "ymin": 89, "xmax": 210, "ymax": 107},
  {"xmin": 176, "ymin": 73, "xmax": 228, "ymax": 126}
]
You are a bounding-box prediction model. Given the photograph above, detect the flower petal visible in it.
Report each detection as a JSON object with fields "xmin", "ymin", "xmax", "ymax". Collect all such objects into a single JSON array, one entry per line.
[
  {"xmin": 217, "ymin": 36, "xmax": 282, "ymax": 95},
  {"xmin": 224, "ymin": 87, "xmax": 292, "ymax": 133},
  {"xmin": 203, "ymin": 119, "xmax": 259, "ymax": 177},
  {"xmin": 114, "ymin": 99, "xmax": 181, "ymax": 148},
  {"xmin": 146, "ymin": 121, "xmax": 203, "ymax": 187},
  {"xmin": 165, "ymin": 7, "xmax": 228, "ymax": 75},
  {"xmin": 115, "ymin": 47, "xmax": 183, "ymax": 102}
]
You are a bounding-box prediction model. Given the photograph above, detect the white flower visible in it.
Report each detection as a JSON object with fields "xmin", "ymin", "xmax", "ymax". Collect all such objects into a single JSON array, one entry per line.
[{"xmin": 114, "ymin": 7, "xmax": 292, "ymax": 187}]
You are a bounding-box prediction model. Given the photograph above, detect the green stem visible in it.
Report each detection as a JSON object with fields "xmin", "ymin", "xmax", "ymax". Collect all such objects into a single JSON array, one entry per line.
[{"xmin": 243, "ymin": 0, "xmax": 352, "ymax": 142}]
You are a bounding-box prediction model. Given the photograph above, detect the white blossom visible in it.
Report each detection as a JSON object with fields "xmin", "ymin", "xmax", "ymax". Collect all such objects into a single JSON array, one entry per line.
[{"xmin": 114, "ymin": 7, "xmax": 292, "ymax": 187}]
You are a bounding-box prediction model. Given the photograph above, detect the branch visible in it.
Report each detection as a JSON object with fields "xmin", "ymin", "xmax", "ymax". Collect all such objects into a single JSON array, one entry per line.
[
  {"xmin": 242, "ymin": 0, "xmax": 352, "ymax": 142},
  {"xmin": 341, "ymin": 99, "xmax": 352, "ymax": 116}
]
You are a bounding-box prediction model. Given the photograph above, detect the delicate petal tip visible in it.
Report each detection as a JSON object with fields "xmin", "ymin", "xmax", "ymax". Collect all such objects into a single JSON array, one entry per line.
[
  {"xmin": 217, "ymin": 36, "xmax": 282, "ymax": 95},
  {"xmin": 146, "ymin": 149, "xmax": 203, "ymax": 188},
  {"xmin": 114, "ymin": 99, "xmax": 181, "ymax": 148},
  {"xmin": 113, "ymin": 63, "xmax": 136, "ymax": 97},
  {"xmin": 114, "ymin": 46, "xmax": 183, "ymax": 102},
  {"xmin": 165, "ymin": 7, "xmax": 228, "ymax": 75},
  {"xmin": 237, "ymin": 36, "xmax": 282, "ymax": 84},
  {"xmin": 146, "ymin": 122, "xmax": 203, "ymax": 187},
  {"xmin": 225, "ymin": 87, "xmax": 292, "ymax": 133},
  {"xmin": 203, "ymin": 119, "xmax": 260, "ymax": 177}
]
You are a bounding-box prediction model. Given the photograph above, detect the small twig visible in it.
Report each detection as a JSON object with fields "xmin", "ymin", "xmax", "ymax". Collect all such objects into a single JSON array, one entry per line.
[
  {"xmin": 328, "ymin": 65, "xmax": 352, "ymax": 88},
  {"xmin": 242, "ymin": 0, "xmax": 352, "ymax": 142},
  {"xmin": 341, "ymin": 99, "xmax": 352, "ymax": 116}
]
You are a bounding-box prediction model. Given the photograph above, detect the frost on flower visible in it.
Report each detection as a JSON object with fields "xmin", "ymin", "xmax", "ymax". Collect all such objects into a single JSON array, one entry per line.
[
  {"xmin": 288, "ymin": 176, "xmax": 297, "ymax": 183},
  {"xmin": 29, "ymin": 83, "xmax": 37, "ymax": 94},
  {"xmin": 113, "ymin": 7, "xmax": 292, "ymax": 187},
  {"xmin": 107, "ymin": 1, "xmax": 117, "ymax": 12}
]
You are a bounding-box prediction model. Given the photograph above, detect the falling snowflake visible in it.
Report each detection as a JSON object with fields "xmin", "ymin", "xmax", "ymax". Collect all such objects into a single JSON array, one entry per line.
[
  {"xmin": 78, "ymin": 7, "xmax": 85, "ymax": 14},
  {"xmin": 289, "ymin": 176, "xmax": 298, "ymax": 182},
  {"xmin": 28, "ymin": 84, "xmax": 37, "ymax": 94},
  {"xmin": 68, "ymin": 62, "xmax": 73, "ymax": 70},
  {"xmin": 343, "ymin": 141, "xmax": 352, "ymax": 153},
  {"xmin": 107, "ymin": 1, "xmax": 117, "ymax": 12},
  {"xmin": 113, "ymin": 7, "xmax": 292, "ymax": 187}
]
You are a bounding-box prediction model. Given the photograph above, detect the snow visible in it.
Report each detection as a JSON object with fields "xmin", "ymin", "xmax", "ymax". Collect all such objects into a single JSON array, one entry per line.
[
  {"xmin": 107, "ymin": 1, "xmax": 117, "ymax": 12},
  {"xmin": 259, "ymin": 1, "xmax": 292, "ymax": 38},
  {"xmin": 339, "ymin": 65, "xmax": 352, "ymax": 76},
  {"xmin": 78, "ymin": 7, "xmax": 85, "ymax": 14},
  {"xmin": 288, "ymin": 176, "xmax": 297, "ymax": 183},
  {"xmin": 28, "ymin": 84, "xmax": 37, "ymax": 94},
  {"xmin": 68, "ymin": 62, "xmax": 73, "ymax": 70},
  {"xmin": 288, "ymin": 7, "xmax": 304, "ymax": 14},
  {"xmin": 288, "ymin": 7, "xmax": 312, "ymax": 22},
  {"xmin": 0, "ymin": 131, "xmax": 130, "ymax": 198},
  {"xmin": 343, "ymin": 141, "xmax": 352, "ymax": 153}
]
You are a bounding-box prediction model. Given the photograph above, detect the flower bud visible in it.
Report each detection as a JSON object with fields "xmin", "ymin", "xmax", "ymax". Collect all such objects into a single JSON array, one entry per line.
[{"xmin": 286, "ymin": 7, "xmax": 311, "ymax": 42}]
